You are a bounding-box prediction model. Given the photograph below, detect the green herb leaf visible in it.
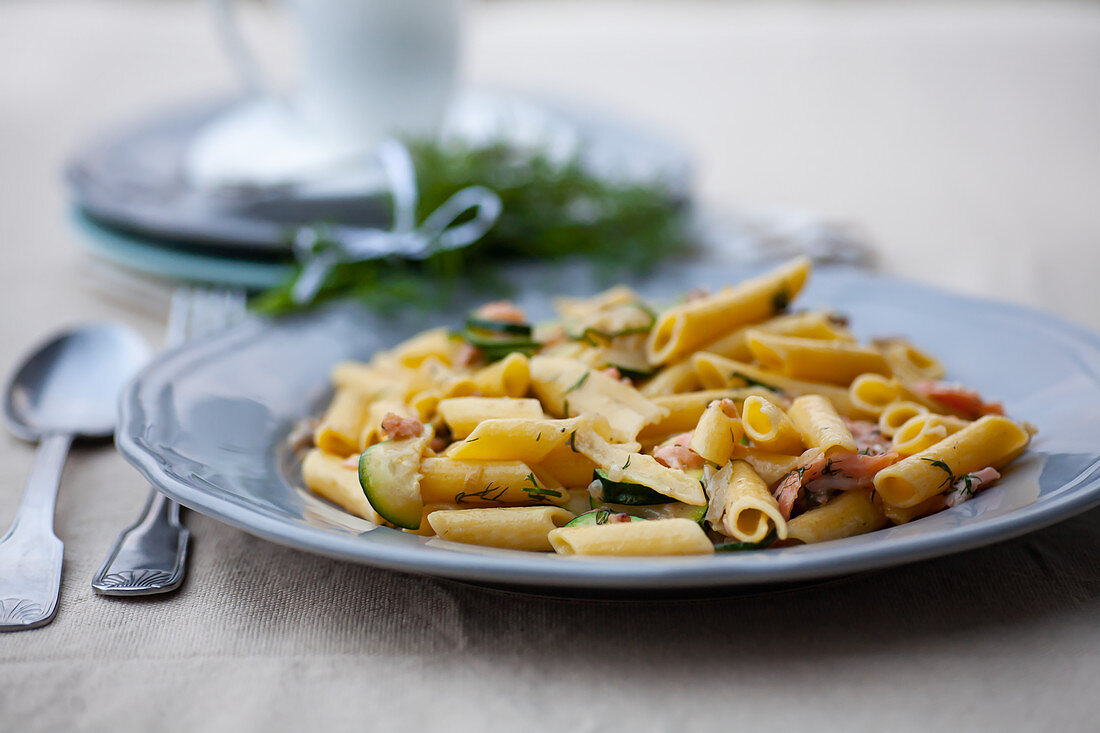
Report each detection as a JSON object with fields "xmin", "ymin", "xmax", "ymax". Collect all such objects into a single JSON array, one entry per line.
[{"xmin": 252, "ymin": 140, "xmax": 696, "ymax": 315}]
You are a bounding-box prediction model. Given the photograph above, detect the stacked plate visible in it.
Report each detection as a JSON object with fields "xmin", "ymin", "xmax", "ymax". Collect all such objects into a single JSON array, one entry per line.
[{"xmin": 67, "ymin": 90, "xmax": 703, "ymax": 289}]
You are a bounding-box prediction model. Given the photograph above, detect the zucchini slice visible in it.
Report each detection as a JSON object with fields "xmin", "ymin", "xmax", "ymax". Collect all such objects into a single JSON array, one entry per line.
[
  {"xmin": 465, "ymin": 317, "xmax": 533, "ymax": 338},
  {"xmin": 358, "ymin": 433, "xmax": 431, "ymax": 530},
  {"xmin": 589, "ymin": 497, "xmax": 707, "ymax": 524},
  {"xmin": 714, "ymin": 531, "xmax": 777, "ymax": 552},
  {"xmin": 592, "ymin": 468, "xmax": 673, "ymax": 506},
  {"xmin": 564, "ymin": 508, "xmax": 646, "ymax": 527}
]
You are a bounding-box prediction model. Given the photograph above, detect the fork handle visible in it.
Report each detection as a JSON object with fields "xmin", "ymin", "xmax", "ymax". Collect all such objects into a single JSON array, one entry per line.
[{"xmin": 91, "ymin": 489, "xmax": 189, "ymax": 596}]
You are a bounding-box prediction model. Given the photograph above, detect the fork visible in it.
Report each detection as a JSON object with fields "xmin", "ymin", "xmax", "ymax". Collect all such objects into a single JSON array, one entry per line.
[{"xmin": 90, "ymin": 288, "xmax": 247, "ymax": 596}]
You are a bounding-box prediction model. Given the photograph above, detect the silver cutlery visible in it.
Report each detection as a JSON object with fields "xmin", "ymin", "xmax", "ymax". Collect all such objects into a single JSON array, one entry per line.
[
  {"xmin": 91, "ymin": 288, "xmax": 247, "ymax": 596},
  {"xmin": 0, "ymin": 324, "xmax": 151, "ymax": 630}
]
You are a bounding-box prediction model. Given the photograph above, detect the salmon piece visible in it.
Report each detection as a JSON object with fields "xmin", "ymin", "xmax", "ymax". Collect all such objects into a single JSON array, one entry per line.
[
  {"xmin": 943, "ymin": 466, "xmax": 1000, "ymax": 507},
  {"xmin": 474, "ymin": 300, "xmax": 528, "ymax": 324},
  {"xmin": 715, "ymin": 398, "xmax": 739, "ymax": 419},
  {"xmin": 601, "ymin": 366, "xmax": 633, "ymax": 385},
  {"xmin": 774, "ymin": 449, "xmax": 901, "ymax": 518},
  {"xmin": 845, "ymin": 418, "xmax": 890, "ymax": 454},
  {"xmin": 774, "ymin": 449, "xmax": 827, "ymax": 519},
  {"xmin": 455, "ymin": 342, "xmax": 480, "ymax": 367},
  {"xmin": 653, "ymin": 432, "xmax": 705, "ymax": 471},
  {"xmin": 808, "ymin": 451, "xmax": 900, "ymax": 491},
  {"xmin": 380, "ymin": 413, "xmax": 425, "ymax": 440},
  {"xmin": 913, "ymin": 381, "xmax": 1004, "ymax": 419}
]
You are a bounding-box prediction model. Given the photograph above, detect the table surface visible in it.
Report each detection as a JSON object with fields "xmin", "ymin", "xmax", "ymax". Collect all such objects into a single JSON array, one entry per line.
[{"xmin": 1, "ymin": 1, "xmax": 1098, "ymax": 730}]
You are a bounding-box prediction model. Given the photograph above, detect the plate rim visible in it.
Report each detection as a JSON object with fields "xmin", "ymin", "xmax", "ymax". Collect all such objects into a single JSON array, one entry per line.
[{"xmin": 115, "ymin": 269, "xmax": 1100, "ymax": 589}]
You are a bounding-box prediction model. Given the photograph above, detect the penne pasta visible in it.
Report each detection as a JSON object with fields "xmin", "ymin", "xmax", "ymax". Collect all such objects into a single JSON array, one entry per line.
[
  {"xmin": 437, "ymin": 397, "xmax": 545, "ymax": 439},
  {"xmin": 300, "ymin": 257, "xmax": 1033, "ymax": 557},
  {"xmin": 708, "ymin": 461, "xmax": 788, "ymax": 543},
  {"xmin": 740, "ymin": 395, "xmax": 804, "ymax": 454},
  {"xmin": 878, "ymin": 400, "xmax": 931, "ymax": 438},
  {"xmin": 691, "ymin": 352, "xmax": 868, "ymax": 418},
  {"xmin": 874, "ymin": 415, "xmax": 1030, "ymax": 507},
  {"xmin": 745, "ymin": 331, "xmax": 890, "ymax": 385},
  {"xmin": 646, "ymin": 257, "xmax": 811, "ymax": 365},
  {"xmin": 301, "ymin": 449, "xmax": 388, "ymax": 525},
  {"xmin": 530, "ymin": 356, "xmax": 668, "ymax": 442},
  {"xmin": 314, "ymin": 388, "xmax": 372, "ymax": 456},
  {"xmin": 419, "ymin": 457, "xmax": 569, "ymax": 507},
  {"xmin": 786, "ymin": 490, "xmax": 887, "ymax": 544},
  {"xmin": 786, "ymin": 395, "xmax": 857, "ymax": 455},
  {"xmin": 548, "ymin": 518, "xmax": 715, "ymax": 556},
  {"xmin": 688, "ymin": 399, "xmax": 743, "ymax": 465},
  {"xmin": 891, "ymin": 413, "xmax": 970, "ymax": 455},
  {"xmin": 428, "ymin": 506, "xmax": 575, "ymax": 551}
]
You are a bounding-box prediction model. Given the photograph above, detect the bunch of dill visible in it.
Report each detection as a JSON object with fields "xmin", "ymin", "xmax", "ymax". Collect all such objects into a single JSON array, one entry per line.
[{"xmin": 252, "ymin": 139, "xmax": 695, "ymax": 315}]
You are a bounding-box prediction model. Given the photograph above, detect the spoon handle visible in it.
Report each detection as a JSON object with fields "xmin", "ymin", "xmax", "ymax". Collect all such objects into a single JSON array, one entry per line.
[{"xmin": 0, "ymin": 432, "xmax": 73, "ymax": 631}]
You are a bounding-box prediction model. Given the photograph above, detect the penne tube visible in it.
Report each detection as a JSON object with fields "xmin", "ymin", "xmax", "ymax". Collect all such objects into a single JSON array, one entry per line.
[
  {"xmin": 689, "ymin": 399, "xmax": 743, "ymax": 465},
  {"xmin": 640, "ymin": 388, "xmax": 779, "ymax": 440},
  {"xmin": 731, "ymin": 446, "xmax": 803, "ymax": 486},
  {"xmin": 699, "ymin": 311, "xmax": 855, "ymax": 362},
  {"xmin": 428, "ymin": 506, "xmax": 576, "ymax": 551},
  {"xmin": 849, "ymin": 373, "xmax": 901, "ymax": 416},
  {"xmin": 874, "ymin": 494, "xmax": 942, "ymax": 525},
  {"xmin": 390, "ymin": 327, "xmax": 462, "ymax": 368},
  {"xmin": 301, "ymin": 449, "xmax": 388, "ymax": 525},
  {"xmin": 714, "ymin": 461, "xmax": 788, "ymax": 543},
  {"xmin": 741, "ymin": 395, "xmax": 804, "ymax": 454},
  {"xmin": 639, "ymin": 360, "xmax": 701, "ymax": 397},
  {"xmin": 873, "ymin": 415, "xmax": 1031, "ymax": 507},
  {"xmin": 532, "ymin": 443, "xmax": 598, "ymax": 488},
  {"xmin": 314, "ymin": 388, "xmax": 372, "ymax": 456},
  {"xmin": 745, "ymin": 331, "xmax": 890, "ymax": 385},
  {"xmin": 787, "ymin": 395, "xmax": 857, "ymax": 455},
  {"xmin": 530, "ymin": 356, "xmax": 668, "ymax": 442},
  {"xmin": 447, "ymin": 415, "xmax": 607, "ymax": 463},
  {"xmin": 357, "ymin": 399, "xmax": 418, "ymax": 450},
  {"xmin": 331, "ymin": 361, "xmax": 404, "ymax": 400},
  {"xmin": 403, "ymin": 503, "xmax": 461, "ymax": 537},
  {"xmin": 419, "ymin": 458, "xmax": 569, "ymax": 506},
  {"xmin": 407, "ymin": 389, "xmax": 443, "ymax": 423},
  {"xmin": 646, "ymin": 257, "xmax": 810, "ymax": 365},
  {"xmin": 437, "ymin": 397, "xmax": 545, "ymax": 439},
  {"xmin": 891, "ymin": 413, "xmax": 970, "ymax": 455},
  {"xmin": 878, "ymin": 400, "xmax": 930, "ymax": 438},
  {"xmin": 786, "ymin": 490, "xmax": 887, "ymax": 544},
  {"xmin": 471, "ymin": 352, "xmax": 531, "ymax": 398},
  {"xmin": 548, "ymin": 518, "xmax": 715, "ymax": 556},
  {"xmin": 691, "ymin": 353, "xmax": 868, "ymax": 418},
  {"xmin": 876, "ymin": 339, "xmax": 946, "ymax": 382},
  {"xmin": 573, "ymin": 428, "xmax": 706, "ymax": 505}
]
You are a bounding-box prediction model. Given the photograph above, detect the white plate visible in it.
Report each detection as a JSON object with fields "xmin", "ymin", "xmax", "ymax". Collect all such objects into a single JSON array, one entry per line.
[{"xmin": 116, "ymin": 264, "xmax": 1100, "ymax": 591}]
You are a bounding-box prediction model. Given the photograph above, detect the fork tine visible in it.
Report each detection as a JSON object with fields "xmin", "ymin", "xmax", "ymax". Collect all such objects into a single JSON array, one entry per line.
[{"xmin": 165, "ymin": 288, "xmax": 194, "ymax": 349}]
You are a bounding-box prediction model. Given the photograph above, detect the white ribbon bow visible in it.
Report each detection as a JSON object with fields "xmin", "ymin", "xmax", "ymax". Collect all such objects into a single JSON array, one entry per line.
[{"xmin": 290, "ymin": 139, "xmax": 503, "ymax": 305}]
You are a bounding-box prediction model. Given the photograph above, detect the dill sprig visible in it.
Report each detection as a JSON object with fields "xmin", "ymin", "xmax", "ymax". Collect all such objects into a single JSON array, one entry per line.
[{"xmin": 252, "ymin": 139, "xmax": 695, "ymax": 315}]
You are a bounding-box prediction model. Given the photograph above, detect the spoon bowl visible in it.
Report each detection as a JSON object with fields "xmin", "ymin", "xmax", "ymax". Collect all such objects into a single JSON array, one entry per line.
[{"xmin": 4, "ymin": 323, "xmax": 151, "ymax": 441}]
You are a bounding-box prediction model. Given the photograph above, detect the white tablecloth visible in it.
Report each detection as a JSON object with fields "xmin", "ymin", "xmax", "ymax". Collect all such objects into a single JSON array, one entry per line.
[{"xmin": 1, "ymin": 1, "xmax": 1098, "ymax": 730}]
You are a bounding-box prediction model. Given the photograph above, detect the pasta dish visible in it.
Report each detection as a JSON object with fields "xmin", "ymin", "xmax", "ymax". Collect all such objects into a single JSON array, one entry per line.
[{"xmin": 298, "ymin": 258, "xmax": 1034, "ymax": 556}]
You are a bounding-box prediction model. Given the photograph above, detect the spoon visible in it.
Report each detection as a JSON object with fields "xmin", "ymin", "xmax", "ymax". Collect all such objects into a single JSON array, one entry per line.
[{"xmin": 0, "ymin": 323, "xmax": 150, "ymax": 631}]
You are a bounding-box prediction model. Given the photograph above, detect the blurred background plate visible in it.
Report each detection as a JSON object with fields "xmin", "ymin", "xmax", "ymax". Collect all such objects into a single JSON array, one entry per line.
[{"xmin": 65, "ymin": 89, "xmax": 694, "ymax": 257}]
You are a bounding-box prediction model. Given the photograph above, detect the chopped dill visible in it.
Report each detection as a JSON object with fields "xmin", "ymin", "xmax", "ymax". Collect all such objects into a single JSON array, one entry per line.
[
  {"xmin": 564, "ymin": 371, "xmax": 590, "ymax": 394},
  {"xmin": 771, "ymin": 287, "xmax": 790, "ymax": 313},
  {"xmin": 921, "ymin": 457, "xmax": 956, "ymax": 489},
  {"xmin": 730, "ymin": 371, "xmax": 773, "ymax": 390}
]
